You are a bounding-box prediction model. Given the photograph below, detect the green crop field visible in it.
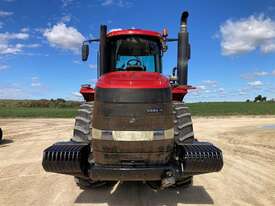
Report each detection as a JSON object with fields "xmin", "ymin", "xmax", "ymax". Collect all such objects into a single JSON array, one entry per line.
[
  {"xmin": 0, "ymin": 107, "xmax": 77, "ymax": 118},
  {"xmin": 0, "ymin": 100, "xmax": 79, "ymax": 118},
  {"xmin": 186, "ymin": 102, "xmax": 275, "ymax": 116},
  {"xmin": 0, "ymin": 100, "xmax": 274, "ymax": 118}
]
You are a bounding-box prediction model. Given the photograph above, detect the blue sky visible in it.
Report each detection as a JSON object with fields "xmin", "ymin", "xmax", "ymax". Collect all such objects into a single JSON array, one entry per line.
[{"xmin": 0, "ymin": 0, "xmax": 275, "ymax": 102}]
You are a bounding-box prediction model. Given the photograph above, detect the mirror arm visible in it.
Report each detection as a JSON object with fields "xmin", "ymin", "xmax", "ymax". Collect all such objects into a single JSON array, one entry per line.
[
  {"xmin": 166, "ymin": 38, "xmax": 178, "ymax": 42},
  {"xmin": 83, "ymin": 39, "xmax": 100, "ymax": 44}
]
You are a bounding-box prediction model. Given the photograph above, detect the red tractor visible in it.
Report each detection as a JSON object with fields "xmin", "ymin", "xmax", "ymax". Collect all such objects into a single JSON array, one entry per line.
[{"xmin": 42, "ymin": 11, "xmax": 223, "ymax": 189}]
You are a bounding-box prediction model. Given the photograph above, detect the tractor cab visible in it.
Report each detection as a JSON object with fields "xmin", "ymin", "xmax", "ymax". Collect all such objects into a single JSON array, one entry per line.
[
  {"xmin": 80, "ymin": 26, "xmax": 190, "ymax": 101},
  {"xmin": 106, "ymin": 30, "xmax": 162, "ymax": 73},
  {"xmin": 82, "ymin": 28, "xmax": 165, "ymax": 77}
]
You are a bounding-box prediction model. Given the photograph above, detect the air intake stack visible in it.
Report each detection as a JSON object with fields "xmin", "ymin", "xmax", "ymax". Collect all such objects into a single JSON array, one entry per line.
[{"xmin": 177, "ymin": 11, "xmax": 190, "ymax": 85}]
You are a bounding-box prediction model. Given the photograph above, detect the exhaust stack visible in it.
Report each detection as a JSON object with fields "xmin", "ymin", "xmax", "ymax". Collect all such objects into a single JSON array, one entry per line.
[
  {"xmin": 100, "ymin": 25, "xmax": 107, "ymax": 76},
  {"xmin": 177, "ymin": 11, "xmax": 190, "ymax": 85}
]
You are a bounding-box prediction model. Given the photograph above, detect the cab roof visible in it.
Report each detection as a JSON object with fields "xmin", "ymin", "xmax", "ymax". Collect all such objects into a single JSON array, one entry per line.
[{"xmin": 107, "ymin": 29, "xmax": 161, "ymax": 38}]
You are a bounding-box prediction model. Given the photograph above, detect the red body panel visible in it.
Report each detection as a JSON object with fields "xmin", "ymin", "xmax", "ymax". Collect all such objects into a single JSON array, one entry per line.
[
  {"xmin": 172, "ymin": 85, "xmax": 195, "ymax": 101},
  {"xmin": 172, "ymin": 86, "xmax": 188, "ymax": 101},
  {"xmin": 96, "ymin": 72, "xmax": 170, "ymax": 89},
  {"xmin": 107, "ymin": 29, "xmax": 161, "ymax": 38},
  {"xmin": 80, "ymin": 85, "xmax": 95, "ymax": 101},
  {"xmin": 80, "ymin": 73, "xmax": 193, "ymax": 101}
]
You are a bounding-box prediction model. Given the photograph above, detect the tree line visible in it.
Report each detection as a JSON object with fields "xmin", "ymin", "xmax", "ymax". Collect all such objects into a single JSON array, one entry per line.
[
  {"xmin": 0, "ymin": 99, "xmax": 81, "ymax": 108},
  {"xmin": 246, "ymin": 95, "xmax": 274, "ymax": 103}
]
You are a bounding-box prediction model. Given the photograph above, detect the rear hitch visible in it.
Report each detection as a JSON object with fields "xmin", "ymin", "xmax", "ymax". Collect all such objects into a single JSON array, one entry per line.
[{"xmin": 161, "ymin": 170, "xmax": 176, "ymax": 189}]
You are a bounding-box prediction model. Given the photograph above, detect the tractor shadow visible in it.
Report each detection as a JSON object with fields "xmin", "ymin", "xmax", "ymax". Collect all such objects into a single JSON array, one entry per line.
[
  {"xmin": 75, "ymin": 181, "xmax": 213, "ymax": 206},
  {"xmin": 0, "ymin": 139, "xmax": 14, "ymax": 148}
]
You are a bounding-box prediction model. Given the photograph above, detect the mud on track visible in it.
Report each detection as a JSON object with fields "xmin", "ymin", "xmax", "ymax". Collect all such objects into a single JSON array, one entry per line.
[{"xmin": 0, "ymin": 117, "xmax": 274, "ymax": 206}]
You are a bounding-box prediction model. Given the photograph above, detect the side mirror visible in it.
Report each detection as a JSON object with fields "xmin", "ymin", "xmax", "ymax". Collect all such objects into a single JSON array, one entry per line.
[{"xmin": 82, "ymin": 44, "xmax": 89, "ymax": 61}]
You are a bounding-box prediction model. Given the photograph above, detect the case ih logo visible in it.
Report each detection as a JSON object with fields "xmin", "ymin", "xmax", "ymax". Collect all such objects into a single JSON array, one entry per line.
[{"xmin": 146, "ymin": 108, "xmax": 163, "ymax": 113}]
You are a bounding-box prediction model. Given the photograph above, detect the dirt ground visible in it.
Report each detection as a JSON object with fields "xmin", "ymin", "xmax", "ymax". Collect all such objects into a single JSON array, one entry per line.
[{"xmin": 0, "ymin": 117, "xmax": 274, "ymax": 206}]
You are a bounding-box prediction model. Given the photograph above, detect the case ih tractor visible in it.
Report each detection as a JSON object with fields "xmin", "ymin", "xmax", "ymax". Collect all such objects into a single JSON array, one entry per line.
[{"xmin": 42, "ymin": 11, "xmax": 223, "ymax": 189}]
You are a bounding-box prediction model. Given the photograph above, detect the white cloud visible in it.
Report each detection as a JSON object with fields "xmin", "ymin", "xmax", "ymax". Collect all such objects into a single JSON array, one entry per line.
[
  {"xmin": 62, "ymin": 0, "xmax": 74, "ymax": 7},
  {"xmin": 0, "ymin": 10, "xmax": 13, "ymax": 17},
  {"xmin": 70, "ymin": 91, "xmax": 83, "ymax": 101},
  {"xmin": 0, "ymin": 31, "xmax": 36, "ymax": 54},
  {"xmin": 0, "ymin": 80, "xmax": 50, "ymax": 99},
  {"xmin": 24, "ymin": 43, "xmax": 40, "ymax": 48},
  {"xmin": 43, "ymin": 23, "xmax": 84, "ymax": 53},
  {"xmin": 31, "ymin": 82, "xmax": 41, "ymax": 87},
  {"xmin": 240, "ymin": 73, "xmax": 254, "ymax": 80},
  {"xmin": 272, "ymin": 70, "xmax": 275, "ymax": 76},
  {"xmin": 20, "ymin": 27, "xmax": 29, "ymax": 33},
  {"xmin": 101, "ymin": 0, "xmax": 132, "ymax": 7},
  {"xmin": 261, "ymin": 41, "xmax": 275, "ymax": 53},
  {"xmin": 101, "ymin": 0, "xmax": 113, "ymax": 6},
  {"xmin": 0, "ymin": 64, "xmax": 9, "ymax": 71},
  {"xmin": 89, "ymin": 64, "xmax": 97, "ymax": 69},
  {"xmin": 60, "ymin": 15, "xmax": 71, "ymax": 23},
  {"xmin": 203, "ymin": 80, "xmax": 217, "ymax": 84},
  {"xmin": 0, "ymin": 43, "xmax": 40, "ymax": 55},
  {"xmin": 190, "ymin": 81, "xmax": 230, "ymax": 101},
  {"xmin": 248, "ymin": 80, "xmax": 263, "ymax": 87},
  {"xmin": 196, "ymin": 85, "xmax": 206, "ymax": 90},
  {"xmin": 0, "ymin": 32, "xmax": 29, "ymax": 41},
  {"xmin": 0, "ymin": 85, "xmax": 27, "ymax": 99},
  {"xmin": 254, "ymin": 71, "xmax": 269, "ymax": 76},
  {"xmin": 239, "ymin": 91, "xmax": 247, "ymax": 95},
  {"xmin": 194, "ymin": 80, "xmax": 218, "ymax": 94},
  {"xmin": 0, "ymin": 44, "xmax": 20, "ymax": 54},
  {"xmin": 203, "ymin": 80, "xmax": 217, "ymax": 87},
  {"xmin": 241, "ymin": 70, "xmax": 275, "ymax": 80},
  {"xmin": 73, "ymin": 60, "xmax": 80, "ymax": 64},
  {"xmin": 219, "ymin": 15, "xmax": 275, "ymax": 55},
  {"xmin": 31, "ymin": 77, "xmax": 42, "ymax": 87},
  {"xmin": 72, "ymin": 91, "xmax": 82, "ymax": 97}
]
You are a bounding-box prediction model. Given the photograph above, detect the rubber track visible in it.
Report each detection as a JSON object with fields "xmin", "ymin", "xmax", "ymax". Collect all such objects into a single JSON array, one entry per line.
[
  {"xmin": 72, "ymin": 102, "xmax": 93, "ymax": 142},
  {"xmin": 173, "ymin": 101, "xmax": 194, "ymax": 144}
]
